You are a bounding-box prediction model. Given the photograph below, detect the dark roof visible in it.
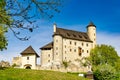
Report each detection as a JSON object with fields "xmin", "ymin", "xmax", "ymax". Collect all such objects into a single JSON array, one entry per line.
[
  {"xmin": 20, "ymin": 46, "xmax": 39, "ymax": 57},
  {"xmin": 40, "ymin": 42, "xmax": 53, "ymax": 49},
  {"xmin": 87, "ymin": 22, "xmax": 96, "ymax": 28},
  {"xmin": 53, "ymin": 28, "xmax": 92, "ymax": 42}
]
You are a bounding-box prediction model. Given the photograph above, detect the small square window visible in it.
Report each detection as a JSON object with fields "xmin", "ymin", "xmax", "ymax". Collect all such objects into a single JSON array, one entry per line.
[
  {"xmin": 48, "ymin": 60, "xmax": 50, "ymax": 62},
  {"xmin": 70, "ymin": 41, "xmax": 72, "ymax": 44},
  {"xmin": 27, "ymin": 57, "xmax": 29, "ymax": 60},
  {"xmin": 82, "ymin": 50, "xmax": 84, "ymax": 53},
  {"xmin": 48, "ymin": 54, "xmax": 50, "ymax": 57},
  {"xmin": 65, "ymin": 51, "xmax": 66, "ymax": 54},
  {"xmin": 74, "ymin": 42, "xmax": 76, "ymax": 45},
  {"xmin": 82, "ymin": 43, "xmax": 84, "ymax": 46},
  {"xmin": 74, "ymin": 49, "xmax": 76, "ymax": 52},
  {"xmin": 70, "ymin": 49, "xmax": 72, "ymax": 52},
  {"xmin": 65, "ymin": 57, "xmax": 66, "ymax": 59},
  {"xmin": 65, "ymin": 45, "xmax": 66, "ymax": 48},
  {"xmin": 86, "ymin": 43, "xmax": 88, "ymax": 47},
  {"xmin": 87, "ymin": 50, "xmax": 89, "ymax": 53}
]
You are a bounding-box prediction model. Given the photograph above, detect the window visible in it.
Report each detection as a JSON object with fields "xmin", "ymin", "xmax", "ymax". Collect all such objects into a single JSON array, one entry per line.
[
  {"xmin": 74, "ymin": 42, "xmax": 76, "ymax": 45},
  {"xmin": 48, "ymin": 54, "xmax": 50, "ymax": 57},
  {"xmin": 48, "ymin": 60, "xmax": 50, "ymax": 62},
  {"xmin": 56, "ymin": 53, "xmax": 58, "ymax": 55},
  {"xmin": 65, "ymin": 45, "xmax": 66, "ymax": 48},
  {"xmin": 94, "ymin": 33, "xmax": 95, "ymax": 36},
  {"xmin": 65, "ymin": 57, "xmax": 66, "ymax": 59},
  {"xmin": 67, "ymin": 33, "xmax": 70, "ymax": 36},
  {"xmin": 78, "ymin": 48, "xmax": 82, "ymax": 56},
  {"xmin": 27, "ymin": 57, "xmax": 29, "ymax": 60},
  {"xmin": 56, "ymin": 47, "xmax": 58, "ymax": 50},
  {"xmin": 56, "ymin": 40, "xmax": 58, "ymax": 42},
  {"xmin": 82, "ymin": 49, "xmax": 84, "ymax": 53},
  {"xmin": 79, "ymin": 35, "xmax": 82, "ymax": 38},
  {"xmin": 84, "ymin": 36, "xmax": 88, "ymax": 39},
  {"xmin": 70, "ymin": 41, "xmax": 72, "ymax": 44},
  {"xmin": 82, "ymin": 43, "xmax": 84, "ymax": 46},
  {"xmin": 65, "ymin": 51, "xmax": 66, "ymax": 54},
  {"xmin": 87, "ymin": 50, "xmax": 89, "ymax": 53},
  {"xmin": 74, "ymin": 49, "xmax": 76, "ymax": 52},
  {"xmin": 86, "ymin": 43, "xmax": 88, "ymax": 47},
  {"xmin": 73, "ymin": 34, "xmax": 76, "ymax": 37},
  {"xmin": 70, "ymin": 49, "xmax": 72, "ymax": 52}
]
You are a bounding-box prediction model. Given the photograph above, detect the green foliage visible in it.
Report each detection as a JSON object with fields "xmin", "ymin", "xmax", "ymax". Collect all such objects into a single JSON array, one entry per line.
[
  {"xmin": 62, "ymin": 61, "xmax": 69, "ymax": 68},
  {"xmin": 0, "ymin": 68, "xmax": 88, "ymax": 80},
  {"xmin": 115, "ymin": 58, "xmax": 120, "ymax": 71},
  {"xmin": 0, "ymin": 0, "xmax": 11, "ymax": 51},
  {"xmin": 0, "ymin": 0, "xmax": 11, "ymax": 25},
  {"xmin": 12, "ymin": 63, "xmax": 17, "ymax": 68},
  {"xmin": 89, "ymin": 44, "xmax": 120, "ymax": 80},
  {"xmin": 93, "ymin": 64, "xmax": 118, "ymax": 80},
  {"xmin": 0, "ymin": 26, "xmax": 8, "ymax": 51},
  {"xmin": 90, "ymin": 44, "xmax": 119, "ymax": 66}
]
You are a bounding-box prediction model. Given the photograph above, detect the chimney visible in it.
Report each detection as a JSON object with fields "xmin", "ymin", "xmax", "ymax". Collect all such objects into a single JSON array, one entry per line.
[{"xmin": 53, "ymin": 23, "xmax": 57, "ymax": 33}]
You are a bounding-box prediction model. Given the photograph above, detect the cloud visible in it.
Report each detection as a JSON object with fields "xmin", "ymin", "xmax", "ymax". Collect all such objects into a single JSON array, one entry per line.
[{"xmin": 97, "ymin": 32, "xmax": 120, "ymax": 56}]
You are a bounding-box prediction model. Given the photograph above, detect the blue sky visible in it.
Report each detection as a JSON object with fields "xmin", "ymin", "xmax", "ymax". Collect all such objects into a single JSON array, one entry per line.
[{"xmin": 1, "ymin": 0, "xmax": 120, "ymax": 63}]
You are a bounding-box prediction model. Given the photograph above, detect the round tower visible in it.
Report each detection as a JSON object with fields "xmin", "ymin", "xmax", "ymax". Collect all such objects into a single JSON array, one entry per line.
[{"xmin": 87, "ymin": 22, "xmax": 96, "ymax": 48}]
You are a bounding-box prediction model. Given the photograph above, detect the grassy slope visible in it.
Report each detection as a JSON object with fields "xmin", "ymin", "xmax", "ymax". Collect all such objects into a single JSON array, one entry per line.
[{"xmin": 0, "ymin": 68, "xmax": 88, "ymax": 80}]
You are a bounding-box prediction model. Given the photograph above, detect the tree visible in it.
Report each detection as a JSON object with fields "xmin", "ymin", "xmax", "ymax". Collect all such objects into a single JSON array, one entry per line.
[
  {"xmin": 89, "ymin": 44, "xmax": 120, "ymax": 80},
  {"xmin": 0, "ymin": 0, "xmax": 11, "ymax": 51},
  {"xmin": 0, "ymin": 0, "xmax": 62, "ymax": 50},
  {"xmin": 5, "ymin": 0, "xmax": 62, "ymax": 40},
  {"xmin": 90, "ymin": 44, "xmax": 119, "ymax": 66},
  {"xmin": 93, "ymin": 64, "xmax": 117, "ymax": 80}
]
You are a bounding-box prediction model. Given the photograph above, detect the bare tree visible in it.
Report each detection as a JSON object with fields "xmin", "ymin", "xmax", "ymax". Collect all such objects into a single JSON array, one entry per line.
[{"xmin": 6, "ymin": 0, "xmax": 62, "ymax": 40}]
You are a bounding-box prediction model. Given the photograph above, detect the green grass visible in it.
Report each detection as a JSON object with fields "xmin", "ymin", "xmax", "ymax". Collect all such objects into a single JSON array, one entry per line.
[{"xmin": 0, "ymin": 68, "xmax": 89, "ymax": 80}]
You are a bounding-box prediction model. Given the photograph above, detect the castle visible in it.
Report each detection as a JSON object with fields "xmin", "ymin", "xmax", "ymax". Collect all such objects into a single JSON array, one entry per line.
[{"xmin": 12, "ymin": 22, "xmax": 96, "ymax": 72}]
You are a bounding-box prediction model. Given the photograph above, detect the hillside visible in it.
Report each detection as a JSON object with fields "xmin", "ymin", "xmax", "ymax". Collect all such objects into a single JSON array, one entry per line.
[{"xmin": 0, "ymin": 68, "xmax": 88, "ymax": 80}]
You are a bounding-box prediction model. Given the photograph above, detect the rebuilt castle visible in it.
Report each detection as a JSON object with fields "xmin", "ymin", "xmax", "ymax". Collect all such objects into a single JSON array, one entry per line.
[{"xmin": 12, "ymin": 22, "xmax": 96, "ymax": 72}]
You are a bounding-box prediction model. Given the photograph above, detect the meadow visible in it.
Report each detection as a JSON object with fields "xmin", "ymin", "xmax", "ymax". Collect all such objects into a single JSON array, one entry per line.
[{"xmin": 0, "ymin": 68, "xmax": 88, "ymax": 80}]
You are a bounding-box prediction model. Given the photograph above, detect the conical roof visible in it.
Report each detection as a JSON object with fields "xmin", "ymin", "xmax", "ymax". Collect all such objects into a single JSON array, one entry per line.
[
  {"xmin": 20, "ymin": 46, "xmax": 39, "ymax": 57},
  {"xmin": 87, "ymin": 21, "xmax": 96, "ymax": 28}
]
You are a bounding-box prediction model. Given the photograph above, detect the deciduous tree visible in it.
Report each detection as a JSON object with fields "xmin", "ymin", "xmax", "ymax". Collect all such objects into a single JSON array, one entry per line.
[
  {"xmin": 0, "ymin": 0, "xmax": 62, "ymax": 50},
  {"xmin": 90, "ymin": 44, "xmax": 119, "ymax": 66},
  {"xmin": 0, "ymin": 0, "xmax": 10, "ymax": 51}
]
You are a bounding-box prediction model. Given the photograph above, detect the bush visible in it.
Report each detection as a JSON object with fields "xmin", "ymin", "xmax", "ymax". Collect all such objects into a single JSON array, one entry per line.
[
  {"xmin": 93, "ymin": 64, "xmax": 117, "ymax": 80},
  {"xmin": 62, "ymin": 61, "xmax": 69, "ymax": 69}
]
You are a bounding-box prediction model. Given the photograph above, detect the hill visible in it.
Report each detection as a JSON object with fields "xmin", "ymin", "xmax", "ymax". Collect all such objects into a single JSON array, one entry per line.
[{"xmin": 0, "ymin": 68, "xmax": 88, "ymax": 80}]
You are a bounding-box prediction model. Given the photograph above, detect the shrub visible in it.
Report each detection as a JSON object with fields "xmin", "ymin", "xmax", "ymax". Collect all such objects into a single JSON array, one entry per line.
[
  {"xmin": 62, "ymin": 61, "xmax": 68, "ymax": 69},
  {"xmin": 93, "ymin": 64, "xmax": 117, "ymax": 80}
]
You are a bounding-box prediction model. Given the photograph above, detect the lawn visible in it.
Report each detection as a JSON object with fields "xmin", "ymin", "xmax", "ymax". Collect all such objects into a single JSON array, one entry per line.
[{"xmin": 0, "ymin": 68, "xmax": 88, "ymax": 80}]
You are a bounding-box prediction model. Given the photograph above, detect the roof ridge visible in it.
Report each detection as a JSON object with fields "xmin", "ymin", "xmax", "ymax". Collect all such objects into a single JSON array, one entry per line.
[{"xmin": 57, "ymin": 27, "xmax": 86, "ymax": 34}]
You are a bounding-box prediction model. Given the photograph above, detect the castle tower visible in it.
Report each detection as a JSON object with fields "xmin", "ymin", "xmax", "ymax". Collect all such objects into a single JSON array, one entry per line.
[
  {"xmin": 87, "ymin": 22, "xmax": 96, "ymax": 48},
  {"xmin": 20, "ymin": 46, "xmax": 39, "ymax": 69},
  {"xmin": 53, "ymin": 23, "xmax": 63, "ymax": 68}
]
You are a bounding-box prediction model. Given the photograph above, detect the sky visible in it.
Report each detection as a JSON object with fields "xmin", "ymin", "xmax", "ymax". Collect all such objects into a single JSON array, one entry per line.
[{"xmin": 1, "ymin": 0, "xmax": 120, "ymax": 64}]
